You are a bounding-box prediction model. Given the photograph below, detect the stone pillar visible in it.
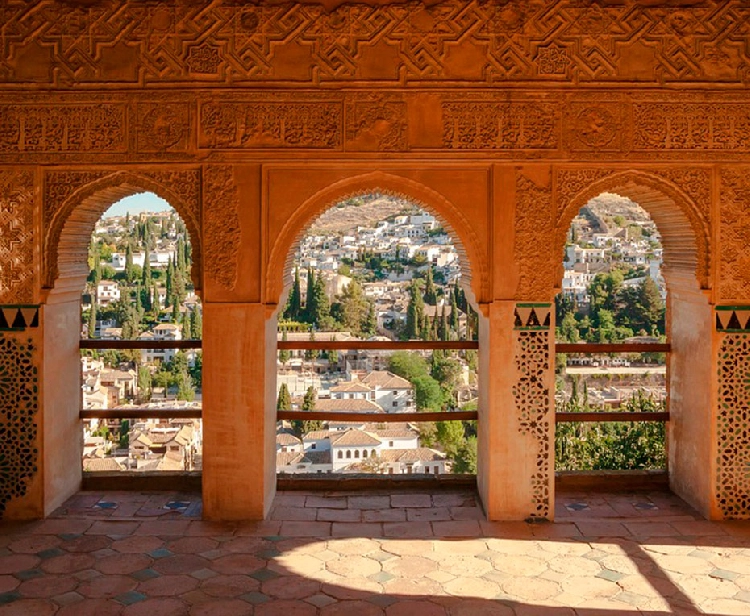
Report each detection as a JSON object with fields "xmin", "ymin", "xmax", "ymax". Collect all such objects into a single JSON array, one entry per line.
[
  {"xmin": 201, "ymin": 164, "xmax": 276, "ymax": 520},
  {"xmin": 478, "ymin": 301, "xmax": 555, "ymax": 520},
  {"xmin": 667, "ymin": 286, "xmax": 714, "ymax": 518},
  {"xmin": 201, "ymin": 303, "xmax": 277, "ymax": 520},
  {"xmin": 41, "ymin": 288, "xmax": 84, "ymax": 516}
]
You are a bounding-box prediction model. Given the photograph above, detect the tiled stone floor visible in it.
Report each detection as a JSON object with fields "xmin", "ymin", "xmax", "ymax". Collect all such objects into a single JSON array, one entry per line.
[{"xmin": 1, "ymin": 490, "xmax": 750, "ymax": 615}]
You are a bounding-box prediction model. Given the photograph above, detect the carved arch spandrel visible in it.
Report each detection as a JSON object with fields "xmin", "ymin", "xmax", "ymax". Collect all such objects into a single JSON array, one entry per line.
[
  {"xmin": 555, "ymin": 169, "xmax": 711, "ymax": 291},
  {"xmin": 264, "ymin": 171, "xmax": 489, "ymax": 310},
  {"xmin": 43, "ymin": 169, "xmax": 202, "ymax": 292}
]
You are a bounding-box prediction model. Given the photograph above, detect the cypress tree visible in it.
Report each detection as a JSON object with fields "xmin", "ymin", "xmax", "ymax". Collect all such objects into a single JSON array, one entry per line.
[
  {"xmin": 276, "ymin": 383, "xmax": 292, "ymax": 411},
  {"xmin": 423, "ymin": 268, "xmax": 437, "ymax": 305},
  {"xmin": 125, "ymin": 242, "xmax": 135, "ymax": 283},
  {"xmin": 142, "ymin": 242, "xmax": 152, "ymax": 286},
  {"xmin": 88, "ymin": 301, "xmax": 97, "ymax": 339},
  {"xmin": 278, "ymin": 329, "xmax": 291, "ymax": 366},
  {"xmin": 405, "ymin": 281, "xmax": 425, "ymax": 340},
  {"xmin": 449, "ymin": 291, "xmax": 459, "ymax": 333},
  {"xmin": 190, "ymin": 308, "xmax": 202, "ymax": 340},
  {"xmin": 165, "ymin": 258, "xmax": 174, "ymax": 307},
  {"xmin": 285, "ymin": 267, "xmax": 302, "ymax": 321},
  {"xmin": 304, "ymin": 267, "xmax": 315, "ymax": 322}
]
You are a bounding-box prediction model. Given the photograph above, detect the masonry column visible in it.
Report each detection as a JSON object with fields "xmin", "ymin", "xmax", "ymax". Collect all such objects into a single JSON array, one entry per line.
[
  {"xmin": 201, "ymin": 164, "xmax": 276, "ymax": 520},
  {"xmin": 477, "ymin": 165, "xmax": 557, "ymax": 520}
]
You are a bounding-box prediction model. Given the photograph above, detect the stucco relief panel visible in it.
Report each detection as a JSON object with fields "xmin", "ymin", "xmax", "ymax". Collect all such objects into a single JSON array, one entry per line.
[
  {"xmin": 720, "ymin": 168, "xmax": 750, "ymax": 301},
  {"xmin": 515, "ymin": 171, "xmax": 555, "ymax": 302},
  {"xmin": 4, "ymin": 1, "xmax": 750, "ymax": 86},
  {"xmin": 203, "ymin": 165, "xmax": 241, "ymax": 291},
  {"xmin": 0, "ymin": 170, "xmax": 35, "ymax": 304}
]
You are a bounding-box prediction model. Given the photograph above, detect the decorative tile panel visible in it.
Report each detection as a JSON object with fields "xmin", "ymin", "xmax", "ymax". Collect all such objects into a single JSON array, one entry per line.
[
  {"xmin": 512, "ymin": 304, "xmax": 552, "ymax": 520},
  {"xmin": 0, "ymin": 336, "xmax": 39, "ymax": 516},
  {"xmin": 717, "ymin": 334, "xmax": 750, "ymax": 519}
]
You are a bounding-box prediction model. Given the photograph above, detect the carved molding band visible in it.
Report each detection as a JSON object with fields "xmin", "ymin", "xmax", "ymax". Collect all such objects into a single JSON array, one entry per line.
[{"xmin": 720, "ymin": 168, "xmax": 750, "ymax": 301}]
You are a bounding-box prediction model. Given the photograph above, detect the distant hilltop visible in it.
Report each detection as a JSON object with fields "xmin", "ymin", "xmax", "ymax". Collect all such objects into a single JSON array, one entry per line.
[{"xmin": 309, "ymin": 194, "xmax": 419, "ymax": 235}]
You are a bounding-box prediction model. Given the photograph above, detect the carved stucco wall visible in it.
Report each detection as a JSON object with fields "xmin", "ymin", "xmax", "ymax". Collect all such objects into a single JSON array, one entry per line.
[{"xmin": 0, "ymin": 0, "xmax": 748, "ymax": 519}]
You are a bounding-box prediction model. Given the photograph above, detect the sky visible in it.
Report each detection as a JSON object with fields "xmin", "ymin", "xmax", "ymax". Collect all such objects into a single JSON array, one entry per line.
[{"xmin": 102, "ymin": 192, "xmax": 173, "ymax": 218}]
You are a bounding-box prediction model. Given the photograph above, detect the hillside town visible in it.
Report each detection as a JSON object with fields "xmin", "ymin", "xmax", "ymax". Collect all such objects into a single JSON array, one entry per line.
[
  {"xmin": 556, "ymin": 193, "xmax": 667, "ymax": 411},
  {"xmin": 79, "ymin": 192, "xmax": 666, "ymax": 475},
  {"xmin": 81, "ymin": 208, "xmax": 203, "ymax": 473},
  {"xmin": 275, "ymin": 195, "xmax": 479, "ymax": 475}
]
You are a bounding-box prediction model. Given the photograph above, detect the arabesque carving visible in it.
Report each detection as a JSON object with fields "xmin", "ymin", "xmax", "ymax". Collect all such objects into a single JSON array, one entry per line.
[
  {"xmin": 4, "ymin": 1, "xmax": 750, "ymax": 87},
  {"xmin": 0, "ymin": 170, "xmax": 35, "ymax": 304},
  {"xmin": 345, "ymin": 95, "xmax": 407, "ymax": 152},
  {"xmin": 515, "ymin": 172, "xmax": 555, "ymax": 302},
  {"xmin": 0, "ymin": 104, "xmax": 126, "ymax": 153},
  {"xmin": 203, "ymin": 165, "xmax": 241, "ymax": 291},
  {"xmin": 442, "ymin": 101, "xmax": 558, "ymax": 150},
  {"xmin": 199, "ymin": 101, "xmax": 342, "ymax": 150},
  {"xmin": 719, "ymin": 168, "xmax": 750, "ymax": 301}
]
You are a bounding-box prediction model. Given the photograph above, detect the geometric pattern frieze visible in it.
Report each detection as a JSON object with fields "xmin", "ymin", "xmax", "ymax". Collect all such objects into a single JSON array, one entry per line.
[
  {"xmin": 0, "ymin": 305, "xmax": 39, "ymax": 332},
  {"xmin": 716, "ymin": 306, "xmax": 750, "ymax": 333},
  {"xmin": 4, "ymin": 1, "xmax": 750, "ymax": 87}
]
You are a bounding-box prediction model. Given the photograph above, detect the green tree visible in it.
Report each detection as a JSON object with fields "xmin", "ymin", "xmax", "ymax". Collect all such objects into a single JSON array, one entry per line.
[
  {"xmin": 292, "ymin": 386, "xmax": 323, "ymax": 436},
  {"xmin": 277, "ymin": 382, "xmax": 292, "ymax": 411},
  {"xmin": 423, "ymin": 268, "xmax": 438, "ymax": 305},
  {"xmin": 278, "ymin": 329, "xmax": 291, "ymax": 367},
  {"xmin": 190, "ymin": 308, "xmax": 202, "ymax": 340},
  {"xmin": 304, "ymin": 267, "xmax": 315, "ymax": 322},
  {"xmin": 138, "ymin": 365, "xmax": 152, "ymax": 402},
  {"xmin": 87, "ymin": 301, "xmax": 97, "ymax": 339},
  {"xmin": 285, "ymin": 267, "xmax": 302, "ymax": 321},
  {"xmin": 176, "ymin": 370, "xmax": 195, "ymax": 401},
  {"xmin": 124, "ymin": 242, "xmax": 135, "ymax": 283},
  {"xmin": 405, "ymin": 280, "xmax": 425, "ymax": 340},
  {"xmin": 558, "ymin": 312, "xmax": 580, "ymax": 343},
  {"xmin": 338, "ymin": 279, "xmax": 372, "ymax": 335},
  {"xmin": 453, "ymin": 436, "xmax": 477, "ymax": 474}
]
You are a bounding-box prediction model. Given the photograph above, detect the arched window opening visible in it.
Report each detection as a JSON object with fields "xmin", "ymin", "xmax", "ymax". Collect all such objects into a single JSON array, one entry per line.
[
  {"xmin": 79, "ymin": 192, "xmax": 203, "ymax": 475},
  {"xmin": 275, "ymin": 192, "xmax": 479, "ymax": 478},
  {"xmin": 555, "ymin": 192, "xmax": 667, "ymax": 473},
  {"xmin": 346, "ymin": 450, "xmax": 352, "ymax": 459}
]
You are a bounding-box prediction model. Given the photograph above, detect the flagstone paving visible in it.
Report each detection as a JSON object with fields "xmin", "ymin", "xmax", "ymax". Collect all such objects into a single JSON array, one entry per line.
[{"xmin": 0, "ymin": 489, "xmax": 749, "ymax": 614}]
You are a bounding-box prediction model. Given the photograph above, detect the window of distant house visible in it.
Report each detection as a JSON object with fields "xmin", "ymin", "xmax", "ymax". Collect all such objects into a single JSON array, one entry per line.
[
  {"xmin": 354, "ymin": 450, "xmax": 360, "ymax": 458},
  {"xmin": 337, "ymin": 451, "xmax": 342, "ymax": 459},
  {"xmin": 346, "ymin": 450, "xmax": 351, "ymax": 459}
]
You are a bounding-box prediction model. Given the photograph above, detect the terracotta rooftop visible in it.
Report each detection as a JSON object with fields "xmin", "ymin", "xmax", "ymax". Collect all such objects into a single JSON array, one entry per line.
[
  {"xmin": 379, "ymin": 447, "xmax": 446, "ymax": 462},
  {"xmin": 276, "ymin": 432, "xmax": 303, "ymax": 446},
  {"xmin": 330, "ymin": 429, "xmax": 382, "ymax": 447},
  {"xmin": 330, "ymin": 382, "xmax": 373, "ymax": 393},
  {"xmin": 315, "ymin": 398, "xmax": 384, "ymax": 412},
  {"xmin": 361, "ymin": 370, "xmax": 412, "ymax": 389}
]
